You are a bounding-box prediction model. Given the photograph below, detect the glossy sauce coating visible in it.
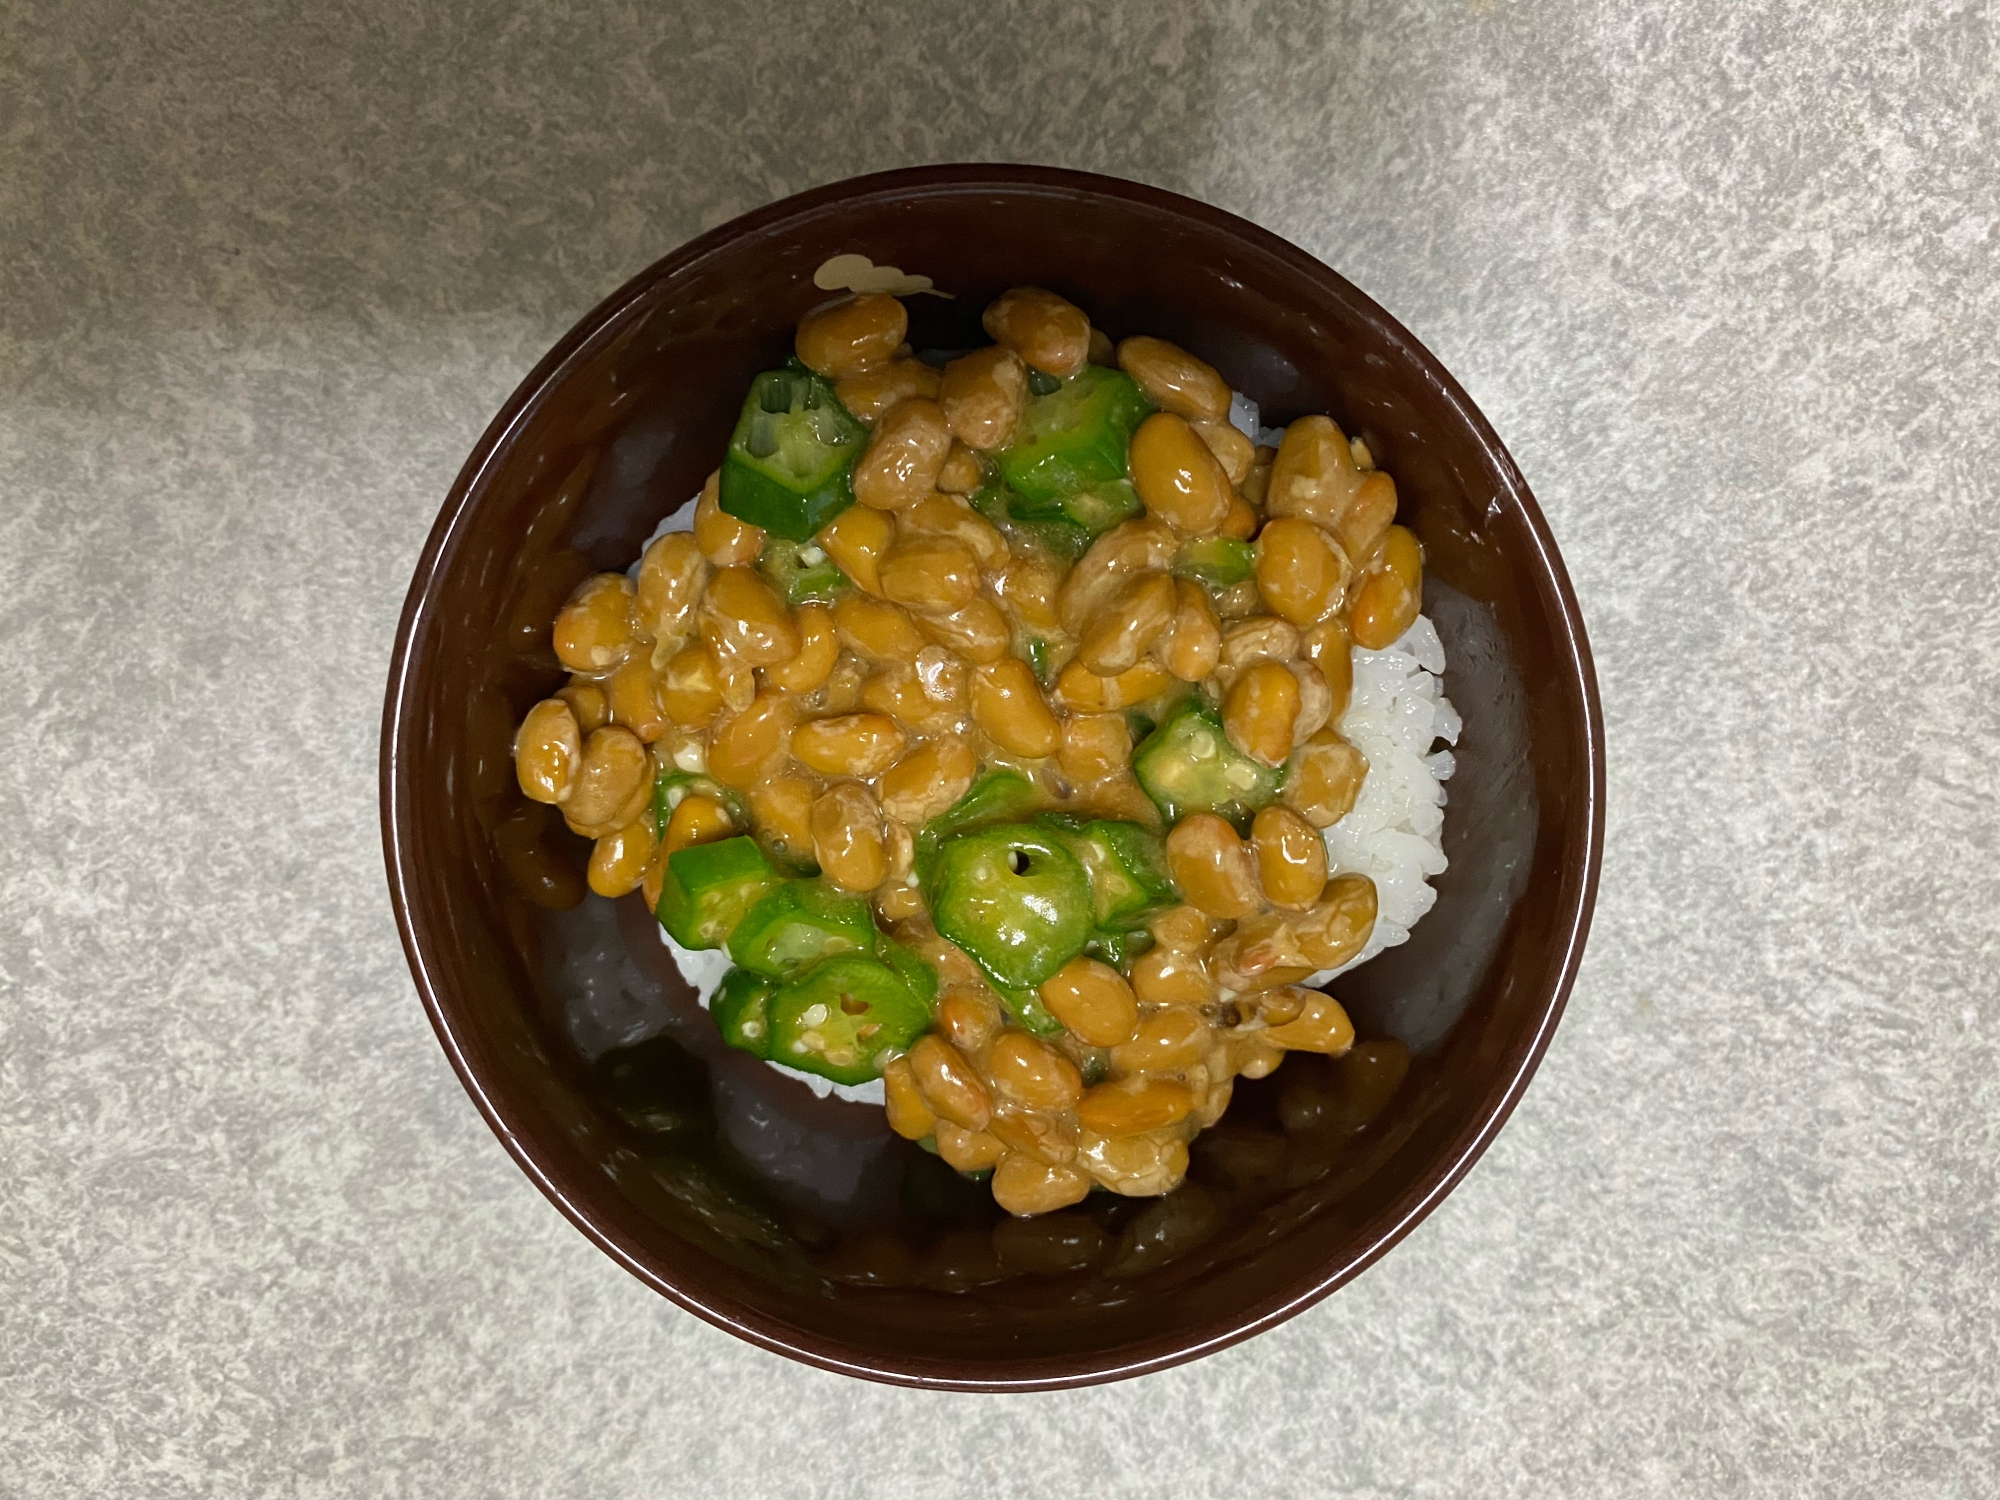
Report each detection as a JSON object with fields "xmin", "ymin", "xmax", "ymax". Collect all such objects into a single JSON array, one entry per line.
[{"xmin": 509, "ymin": 293, "xmax": 1425, "ymax": 1213}]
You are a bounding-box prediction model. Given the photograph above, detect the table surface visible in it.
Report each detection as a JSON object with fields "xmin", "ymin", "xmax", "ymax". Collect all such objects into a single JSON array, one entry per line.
[{"xmin": 5, "ymin": 3, "xmax": 1996, "ymax": 1495}]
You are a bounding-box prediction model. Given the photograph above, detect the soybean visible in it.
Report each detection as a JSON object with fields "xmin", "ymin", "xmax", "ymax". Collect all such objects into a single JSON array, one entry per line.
[
  {"xmin": 563, "ymin": 726, "xmax": 652, "ymax": 836},
  {"xmin": 1109, "ymin": 1007, "xmax": 1209, "ymax": 1076},
  {"xmin": 553, "ymin": 573, "xmax": 641, "ymax": 673},
  {"xmin": 915, "ymin": 597, "xmax": 1011, "ymax": 664},
  {"xmin": 556, "ymin": 678, "xmax": 609, "ymax": 735},
  {"xmin": 1116, "ymin": 336, "xmax": 1230, "ymax": 422},
  {"xmin": 834, "ymin": 358, "xmax": 942, "ymax": 425},
  {"xmin": 810, "ymin": 781, "xmax": 889, "ymax": 892},
  {"xmin": 991, "ymin": 1155, "xmax": 1091, "ymax": 1216},
  {"xmin": 986, "ymin": 1031, "xmax": 1084, "ymax": 1112},
  {"xmin": 909, "ymin": 1035, "xmax": 993, "ymax": 1130},
  {"xmin": 833, "ymin": 594, "xmax": 928, "ymax": 662},
  {"xmin": 1285, "ymin": 730, "xmax": 1369, "ymax": 828},
  {"xmin": 707, "ymin": 692, "xmax": 797, "ymax": 788},
  {"xmin": 816, "ymin": 505, "xmax": 896, "ymax": 597},
  {"xmin": 1294, "ymin": 873, "xmax": 1378, "ymax": 969},
  {"xmin": 1165, "ymin": 814, "xmax": 1263, "ymax": 920},
  {"xmin": 1038, "ymin": 957, "xmax": 1140, "ymax": 1047},
  {"xmin": 701, "ymin": 567, "xmax": 799, "ymax": 666},
  {"xmin": 1052, "ymin": 658, "xmax": 1174, "ymax": 713},
  {"xmin": 695, "ymin": 473, "xmax": 764, "ymax": 566},
  {"xmin": 1128, "ymin": 412, "xmax": 1234, "ymax": 533},
  {"xmin": 1255, "ymin": 517, "xmax": 1350, "ymax": 627},
  {"xmin": 1349, "ymin": 525, "xmax": 1423, "ymax": 649},
  {"xmin": 1267, "ymin": 415, "xmax": 1363, "ymax": 528},
  {"xmin": 662, "ymin": 792, "xmax": 733, "ymax": 855},
  {"xmin": 1075, "ymin": 1078, "xmax": 1195, "ymax": 1137},
  {"xmin": 1223, "ymin": 660, "xmax": 1301, "ymax": 768},
  {"xmin": 796, "ymin": 293, "xmax": 907, "ymax": 378},
  {"xmin": 879, "ymin": 738, "xmax": 978, "ymax": 824},
  {"xmin": 936, "ymin": 442, "xmax": 986, "ymax": 495},
  {"xmin": 746, "ymin": 775, "xmax": 817, "ymax": 862},
  {"xmin": 1193, "ymin": 418, "xmax": 1255, "ymax": 485},
  {"xmin": 515, "ymin": 698, "xmax": 581, "ymax": 805},
  {"xmin": 659, "ymin": 642, "xmax": 725, "ymax": 727},
  {"xmin": 1264, "ymin": 993, "xmax": 1357, "ymax": 1056},
  {"xmin": 763, "ymin": 604, "xmax": 839, "ymax": 694},
  {"xmin": 636, "ymin": 531, "xmax": 708, "ymax": 642},
  {"xmin": 605, "ymin": 656, "xmax": 669, "ymax": 742},
  {"xmin": 1251, "ymin": 805, "xmax": 1329, "ymax": 909},
  {"xmin": 879, "ymin": 537, "xmax": 981, "ymax": 611},
  {"xmin": 792, "ymin": 713, "xmax": 907, "ymax": 777},
  {"xmin": 940, "ymin": 346, "xmax": 1028, "ymax": 450},
  {"xmin": 882, "ymin": 1056, "xmax": 937, "ymax": 1140},
  {"xmin": 1076, "ymin": 571, "xmax": 1176, "ymax": 676},
  {"xmin": 982, "ymin": 286, "xmax": 1091, "ymax": 377},
  {"xmin": 1057, "ymin": 713, "xmax": 1132, "ymax": 786},
  {"xmin": 1153, "ymin": 577, "xmax": 1221, "ymax": 682},
  {"xmin": 970, "ymin": 656, "xmax": 1060, "ymax": 757},
  {"xmin": 853, "ymin": 398, "xmax": 952, "ymax": 512}
]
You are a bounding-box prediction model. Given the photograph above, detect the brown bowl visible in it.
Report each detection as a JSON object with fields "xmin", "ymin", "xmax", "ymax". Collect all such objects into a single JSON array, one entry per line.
[{"xmin": 381, "ymin": 165, "xmax": 1603, "ymax": 1390}]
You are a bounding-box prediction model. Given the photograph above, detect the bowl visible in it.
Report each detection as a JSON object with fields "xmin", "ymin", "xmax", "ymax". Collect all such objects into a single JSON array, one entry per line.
[{"xmin": 381, "ymin": 165, "xmax": 1604, "ymax": 1389}]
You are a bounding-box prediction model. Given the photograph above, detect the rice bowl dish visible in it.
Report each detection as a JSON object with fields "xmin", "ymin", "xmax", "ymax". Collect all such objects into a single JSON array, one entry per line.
[{"xmin": 507, "ymin": 278, "xmax": 1456, "ymax": 1214}]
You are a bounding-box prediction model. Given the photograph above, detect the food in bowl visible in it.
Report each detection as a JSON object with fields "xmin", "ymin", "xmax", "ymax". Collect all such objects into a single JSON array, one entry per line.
[{"xmin": 508, "ymin": 283, "xmax": 1457, "ymax": 1218}]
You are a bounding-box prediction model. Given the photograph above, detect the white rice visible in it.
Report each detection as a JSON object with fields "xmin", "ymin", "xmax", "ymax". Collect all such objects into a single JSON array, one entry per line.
[
  {"xmin": 1309, "ymin": 613, "xmax": 1458, "ymax": 982},
  {"xmin": 1227, "ymin": 390, "xmax": 1290, "ymax": 453}
]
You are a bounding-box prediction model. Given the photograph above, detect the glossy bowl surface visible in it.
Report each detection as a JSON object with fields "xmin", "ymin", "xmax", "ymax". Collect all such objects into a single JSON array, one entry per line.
[{"xmin": 381, "ymin": 165, "xmax": 1603, "ymax": 1390}]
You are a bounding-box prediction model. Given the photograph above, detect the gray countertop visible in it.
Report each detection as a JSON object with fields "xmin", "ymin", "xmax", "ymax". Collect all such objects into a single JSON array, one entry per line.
[{"xmin": 4, "ymin": 3, "xmax": 1995, "ymax": 1495}]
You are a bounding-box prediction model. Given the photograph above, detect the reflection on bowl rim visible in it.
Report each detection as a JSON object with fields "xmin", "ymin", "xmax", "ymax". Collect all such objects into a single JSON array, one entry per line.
[{"xmin": 381, "ymin": 164, "xmax": 1605, "ymax": 1390}]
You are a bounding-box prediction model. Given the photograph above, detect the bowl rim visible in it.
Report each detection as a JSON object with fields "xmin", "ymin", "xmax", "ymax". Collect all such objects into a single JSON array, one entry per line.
[{"xmin": 381, "ymin": 163, "xmax": 1606, "ymax": 1390}]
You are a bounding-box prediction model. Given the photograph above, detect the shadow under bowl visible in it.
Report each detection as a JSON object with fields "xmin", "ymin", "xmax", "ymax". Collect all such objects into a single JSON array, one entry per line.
[{"xmin": 381, "ymin": 165, "xmax": 1604, "ymax": 1390}]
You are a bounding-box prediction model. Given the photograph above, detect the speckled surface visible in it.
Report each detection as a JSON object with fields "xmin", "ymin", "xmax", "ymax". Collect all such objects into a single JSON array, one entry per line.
[{"xmin": 4, "ymin": 2, "xmax": 1996, "ymax": 1494}]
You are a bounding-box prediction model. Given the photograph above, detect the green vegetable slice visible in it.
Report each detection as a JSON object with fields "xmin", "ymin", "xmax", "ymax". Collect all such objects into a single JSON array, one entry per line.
[
  {"xmin": 710, "ymin": 968, "xmax": 777, "ymax": 1058},
  {"xmin": 1026, "ymin": 638, "xmax": 1054, "ymax": 685},
  {"xmin": 767, "ymin": 955, "xmax": 931, "ymax": 1086},
  {"xmin": 757, "ymin": 536, "xmax": 850, "ymax": 605},
  {"xmin": 1037, "ymin": 816, "xmax": 1178, "ymax": 930},
  {"xmin": 923, "ymin": 825, "xmax": 1093, "ymax": 989},
  {"xmin": 1083, "ymin": 927, "xmax": 1155, "ymax": 973},
  {"xmin": 995, "ymin": 367, "xmax": 1153, "ymax": 505},
  {"xmin": 726, "ymin": 879, "xmax": 876, "ymax": 978},
  {"xmin": 1063, "ymin": 479, "xmax": 1145, "ymax": 534},
  {"xmin": 995, "ymin": 985, "xmax": 1066, "ymax": 1037},
  {"xmin": 719, "ymin": 365, "xmax": 868, "ymax": 540},
  {"xmin": 916, "ymin": 768, "xmax": 1046, "ymax": 881},
  {"xmin": 878, "ymin": 937, "xmax": 940, "ymax": 1010},
  {"xmin": 1014, "ymin": 515, "xmax": 1093, "ymax": 561},
  {"xmin": 1131, "ymin": 698, "xmax": 1287, "ymax": 833},
  {"xmin": 655, "ymin": 836, "xmax": 782, "ymax": 950},
  {"xmin": 1172, "ymin": 536, "xmax": 1256, "ymax": 590},
  {"xmin": 925, "ymin": 769, "xmax": 1043, "ymax": 844},
  {"xmin": 1005, "ymin": 478, "xmax": 1143, "ymax": 538},
  {"xmin": 969, "ymin": 479, "xmax": 1093, "ymax": 561}
]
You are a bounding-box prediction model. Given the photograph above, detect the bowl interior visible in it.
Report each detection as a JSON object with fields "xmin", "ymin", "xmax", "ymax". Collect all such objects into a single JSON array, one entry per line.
[{"xmin": 383, "ymin": 168, "xmax": 1600, "ymax": 1389}]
